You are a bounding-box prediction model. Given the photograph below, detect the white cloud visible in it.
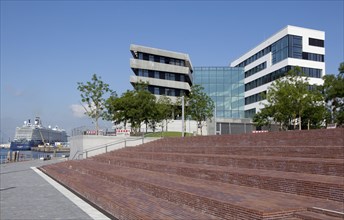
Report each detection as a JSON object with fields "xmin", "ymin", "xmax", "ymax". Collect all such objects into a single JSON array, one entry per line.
[{"xmin": 70, "ymin": 104, "xmax": 86, "ymax": 118}]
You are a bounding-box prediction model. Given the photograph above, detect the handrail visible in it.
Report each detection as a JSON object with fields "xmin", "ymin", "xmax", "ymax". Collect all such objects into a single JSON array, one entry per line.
[
  {"xmin": 83, "ymin": 138, "xmax": 127, "ymax": 153},
  {"xmin": 71, "ymin": 150, "xmax": 81, "ymax": 160},
  {"xmin": 81, "ymin": 136, "xmax": 146, "ymax": 159}
]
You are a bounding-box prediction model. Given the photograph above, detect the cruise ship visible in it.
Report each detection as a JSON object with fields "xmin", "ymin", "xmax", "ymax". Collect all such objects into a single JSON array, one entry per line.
[{"xmin": 10, "ymin": 117, "xmax": 68, "ymax": 151}]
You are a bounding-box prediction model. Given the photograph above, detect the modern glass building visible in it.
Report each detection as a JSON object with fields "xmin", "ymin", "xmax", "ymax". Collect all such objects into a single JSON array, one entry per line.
[
  {"xmin": 193, "ymin": 67, "xmax": 245, "ymax": 119},
  {"xmin": 230, "ymin": 25, "xmax": 325, "ymax": 118}
]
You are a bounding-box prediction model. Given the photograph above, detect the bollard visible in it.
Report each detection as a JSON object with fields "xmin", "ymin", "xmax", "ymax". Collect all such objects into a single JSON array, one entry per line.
[{"xmin": 7, "ymin": 151, "xmax": 11, "ymax": 162}]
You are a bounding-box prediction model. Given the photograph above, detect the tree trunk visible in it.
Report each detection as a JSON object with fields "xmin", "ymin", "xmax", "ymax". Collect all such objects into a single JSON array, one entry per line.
[
  {"xmin": 307, "ymin": 119, "xmax": 310, "ymax": 130},
  {"xmin": 293, "ymin": 117, "xmax": 296, "ymax": 130},
  {"xmin": 96, "ymin": 119, "xmax": 99, "ymax": 135},
  {"xmin": 200, "ymin": 122, "xmax": 203, "ymax": 136},
  {"xmin": 299, "ymin": 116, "xmax": 302, "ymax": 130}
]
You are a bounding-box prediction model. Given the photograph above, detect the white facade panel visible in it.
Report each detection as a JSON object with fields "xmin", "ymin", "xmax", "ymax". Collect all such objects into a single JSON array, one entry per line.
[
  {"xmin": 130, "ymin": 75, "xmax": 191, "ymax": 91},
  {"xmin": 230, "ymin": 25, "xmax": 325, "ymax": 67},
  {"xmin": 130, "ymin": 59, "xmax": 191, "ymax": 75}
]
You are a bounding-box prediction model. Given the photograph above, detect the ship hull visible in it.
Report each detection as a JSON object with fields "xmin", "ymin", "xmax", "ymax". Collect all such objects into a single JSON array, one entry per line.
[{"xmin": 10, "ymin": 140, "xmax": 39, "ymax": 151}]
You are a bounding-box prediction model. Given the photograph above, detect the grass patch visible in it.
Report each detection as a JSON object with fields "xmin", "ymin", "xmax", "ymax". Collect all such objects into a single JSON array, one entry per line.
[{"xmin": 145, "ymin": 131, "xmax": 193, "ymax": 137}]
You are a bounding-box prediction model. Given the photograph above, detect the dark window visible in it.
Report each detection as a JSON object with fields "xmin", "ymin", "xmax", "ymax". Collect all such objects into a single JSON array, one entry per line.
[
  {"xmin": 309, "ymin": 38, "xmax": 324, "ymax": 47},
  {"xmin": 149, "ymin": 55, "xmax": 154, "ymax": 61},
  {"xmin": 148, "ymin": 86, "xmax": 154, "ymax": 94},
  {"xmin": 302, "ymin": 52, "xmax": 324, "ymax": 62},
  {"xmin": 245, "ymin": 108, "xmax": 256, "ymax": 118},
  {"xmin": 235, "ymin": 46, "xmax": 271, "ymax": 68},
  {"xmin": 288, "ymin": 35, "xmax": 302, "ymax": 59},
  {"xmin": 245, "ymin": 92, "xmax": 266, "ymax": 105},
  {"xmin": 245, "ymin": 62, "xmax": 267, "ymax": 78}
]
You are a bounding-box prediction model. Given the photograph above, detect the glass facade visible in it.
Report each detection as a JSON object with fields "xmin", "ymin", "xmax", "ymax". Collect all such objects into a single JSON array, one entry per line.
[
  {"xmin": 193, "ymin": 67, "xmax": 245, "ymax": 119},
  {"xmin": 272, "ymin": 35, "xmax": 302, "ymax": 64},
  {"xmin": 236, "ymin": 34, "xmax": 324, "ymax": 68}
]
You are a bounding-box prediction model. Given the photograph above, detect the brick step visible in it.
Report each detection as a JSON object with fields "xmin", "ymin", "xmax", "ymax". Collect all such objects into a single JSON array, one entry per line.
[
  {"xmin": 149, "ymin": 129, "xmax": 344, "ymax": 147},
  {"xmin": 149, "ymin": 138, "xmax": 344, "ymax": 148},
  {"xmin": 42, "ymin": 160, "xmax": 344, "ymax": 219},
  {"xmin": 307, "ymin": 207, "xmax": 344, "ymax": 219},
  {"xmin": 125, "ymin": 145, "xmax": 344, "ymax": 159},
  {"xmin": 109, "ymin": 151, "xmax": 344, "ymax": 176},
  {"xmin": 141, "ymin": 135, "xmax": 344, "ymax": 146},
  {"xmin": 92, "ymin": 155, "xmax": 344, "ymax": 202},
  {"xmin": 294, "ymin": 210, "xmax": 343, "ymax": 220},
  {"xmin": 40, "ymin": 164, "xmax": 219, "ymax": 220}
]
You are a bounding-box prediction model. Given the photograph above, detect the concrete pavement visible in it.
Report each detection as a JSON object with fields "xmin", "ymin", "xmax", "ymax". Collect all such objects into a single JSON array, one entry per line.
[{"xmin": 0, "ymin": 158, "xmax": 109, "ymax": 220}]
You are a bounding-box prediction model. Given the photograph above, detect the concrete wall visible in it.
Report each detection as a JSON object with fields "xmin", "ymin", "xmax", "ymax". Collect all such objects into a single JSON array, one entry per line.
[
  {"xmin": 69, "ymin": 135, "xmax": 160, "ymax": 160},
  {"xmin": 139, "ymin": 119, "xmax": 208, "ymax": 136}
]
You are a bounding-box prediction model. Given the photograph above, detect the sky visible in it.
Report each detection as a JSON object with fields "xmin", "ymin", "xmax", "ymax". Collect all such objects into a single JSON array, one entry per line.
[{"xmin": 1, "ymin": 0, "xmax": 343, "ymax": 142}]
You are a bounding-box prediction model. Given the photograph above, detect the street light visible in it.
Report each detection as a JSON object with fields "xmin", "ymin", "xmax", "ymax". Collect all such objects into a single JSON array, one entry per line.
[{"xmin": 182, "ymin": 96, "xmax": 184, "ymax": 137}]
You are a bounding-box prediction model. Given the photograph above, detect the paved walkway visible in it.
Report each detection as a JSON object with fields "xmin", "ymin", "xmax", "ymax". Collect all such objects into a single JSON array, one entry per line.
[{"xmin": 0, "ymin": 158, "xmax": 109, "ymax": 220}]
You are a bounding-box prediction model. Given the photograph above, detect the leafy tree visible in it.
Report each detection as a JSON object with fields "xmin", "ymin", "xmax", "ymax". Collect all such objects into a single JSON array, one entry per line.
[
  {"xmin": 77, "ymin": 74, "xmax": 114, "ymax": 134},
  {"xmin": 104, "ymin": 91, "xmax": 132, "ymax": 129},
  {"xmin": 322, "ymin": 62, "xmax": 344, "ymax": 126},
  {"xmin": 105, "ymin": 82, "xmax": 156, "ymax": 134},
  {"xmin": 257, "ymin": 67, "xmax": 325, "ymax": 130},
  {"xmin": 136, "ymin": 88, "xmax": 157, "ymax": 133},
  {"xmin": 252, "ymin": 105, "xmax": 274, "ymax": 130},
  {"xmin": 154, "ymin": 96, "xmax": 173, "ymax": 132},
  {"xmin": 187, "ymin": 85, "xmax": 215, "ymax": 135}
]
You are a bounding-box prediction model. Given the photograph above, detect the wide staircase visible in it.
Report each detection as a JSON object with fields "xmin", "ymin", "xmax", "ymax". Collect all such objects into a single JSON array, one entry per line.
[{"xmin": 41, "ymin": 128, "xmax": 344, "ymax": 220}]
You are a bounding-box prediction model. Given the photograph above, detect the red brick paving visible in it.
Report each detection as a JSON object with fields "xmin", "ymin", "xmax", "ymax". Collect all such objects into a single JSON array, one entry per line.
[{"xmin": 41, "ymin": 128, "xmax": 344, "ymax": 219}]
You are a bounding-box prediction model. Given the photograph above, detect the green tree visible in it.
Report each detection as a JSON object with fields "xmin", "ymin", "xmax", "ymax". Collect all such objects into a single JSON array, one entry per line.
[
  {"xmin": 77, "ymin": 74, "xmax": 114, "ymax": 134},
  {"xmin": 322, "ymin": 62, "xmax": 344, "ymax": 126},
  {"xmin": 154, "ymin": 96, "xmax": 173, "ymax": 132},
  {"xmin": 187, "ymin": 85, "xmax": 215, "ymax": 135},
  {"xmin": 258, "ymin": 67, "xmax": 325, "ymax": 130},
  {"xmin": 252, "ymin": 105, "xmax": 274, "ymax": 130},
  {"xmin": 105, "ymin": 82, "xmax": 156, "ymax": 134}
]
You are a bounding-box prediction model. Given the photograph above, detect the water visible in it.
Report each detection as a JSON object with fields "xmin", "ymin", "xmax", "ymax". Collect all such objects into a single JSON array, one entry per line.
[{"xmin": 0, "ymin": 148, "xmax": 69, "ymax": 164}]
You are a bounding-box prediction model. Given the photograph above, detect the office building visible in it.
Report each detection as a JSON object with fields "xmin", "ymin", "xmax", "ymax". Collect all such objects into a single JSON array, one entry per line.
[
  {"xmin": 130, "ymin": 44, "xmax": 193, "ymax": 102},
  {"xmin": 230, "ymin": 25, "xmax": 325, "ymax": 118}
]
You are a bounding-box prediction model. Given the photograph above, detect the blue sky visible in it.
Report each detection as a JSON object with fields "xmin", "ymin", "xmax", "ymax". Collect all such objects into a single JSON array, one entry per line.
[{"xmin": 1, "ymin": 0, "xmax": 343, "ymax": 141}]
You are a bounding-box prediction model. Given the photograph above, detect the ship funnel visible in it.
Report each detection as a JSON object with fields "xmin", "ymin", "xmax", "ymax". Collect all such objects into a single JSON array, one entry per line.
[{"xmin": 35, "ymin": 117, "xmax": 41, "ymax": 125}]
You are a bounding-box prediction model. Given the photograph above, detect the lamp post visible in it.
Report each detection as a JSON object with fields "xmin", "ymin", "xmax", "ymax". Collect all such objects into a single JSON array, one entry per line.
[
  {"xmin": 214, "ymin": 105, "xmax": 217, "ymax": 135},
  {"xmin": 182, "ymin": 96, "xmax": 185, "ymax": 137}
]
